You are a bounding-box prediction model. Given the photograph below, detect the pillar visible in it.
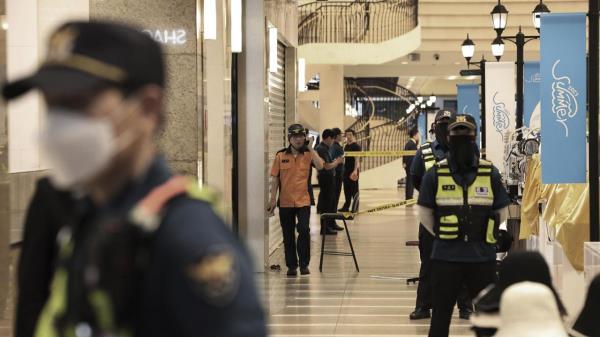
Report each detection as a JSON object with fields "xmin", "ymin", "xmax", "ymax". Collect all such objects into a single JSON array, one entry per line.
[
  {"xmin": 305, "ymin": 64, "xmax": 345, "ymax": 133},
  {"xmin": 90, "ymin": 0, "xmax": 200, "ymax": 177}
]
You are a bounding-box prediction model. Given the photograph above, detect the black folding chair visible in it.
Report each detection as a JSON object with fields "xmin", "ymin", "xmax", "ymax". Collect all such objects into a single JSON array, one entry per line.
[{"xmin": 319, "ymin": 193, "xmax": 360, "ymax": 272}]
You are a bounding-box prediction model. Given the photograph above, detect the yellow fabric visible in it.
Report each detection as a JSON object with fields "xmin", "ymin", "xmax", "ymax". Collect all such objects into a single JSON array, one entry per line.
[
  {"xmin": 436, "ymin": 163, "xmax": 493, "ymax": 207},
  {"xmin": 186, "ymin": 179, "xmax": 226, "ymax": 219},
  {"xmin": 466, "ymin": 172, "xmax": 494, "ymax": 206},
  {"xmin": 519, "ymin": 155, "xmax": 589, "ymax": 271},
  {"xmin": 34, "ymin": 270, "xmax": 68, "ymax": 337},
  {"xmin": 89, "ymin": 290, "xmax": 115, "ymax": 331},
  {"xmin": 436, "ymin": 173, "xmax": 463, "ymax": 206},
  {"xmin": 440, "ymin": 215, "xmax": 459, "ymax": 224},
  {"xmin": 486, "ymin": 218, "xmax": 497, "ymax": 244},
  {"xmin": 424, "ymin": 158, "xmax": 436, "ymax": 171},
  {"xmin": 520, "ymin": 156, "xmax": 542, "ymax": 238},
  {"xmin": 435, "ymin": 161, "xmax": 495, "ymax": 241}
]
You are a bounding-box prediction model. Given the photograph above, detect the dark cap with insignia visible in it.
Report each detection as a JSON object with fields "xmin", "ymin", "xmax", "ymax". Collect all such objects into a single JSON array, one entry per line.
[
  {"xmin": 3, "ymin": 21, "xmax": 165, "ymax": 100},
  {"xmin": 434, "ymin": 109, "xmax": 456, "ymax": 123},
  {"xmin": 287, "ymin": 124, "xmax": 306, "ymax": 138},
  {"xmin": 448, "ymin": 114, "xmax": 477, "ymax": 136}
]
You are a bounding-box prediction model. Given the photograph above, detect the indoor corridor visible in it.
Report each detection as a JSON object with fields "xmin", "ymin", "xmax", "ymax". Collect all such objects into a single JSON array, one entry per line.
[{"xmin": 261, "ymin": 189, "xmax": 471, "ymax": 337}]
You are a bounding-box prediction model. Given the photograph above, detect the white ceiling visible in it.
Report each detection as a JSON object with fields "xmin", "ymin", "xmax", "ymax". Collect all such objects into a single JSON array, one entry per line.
[{"xmin": 344, "ymin": 0, "xmax": 588, "ymax": 95}]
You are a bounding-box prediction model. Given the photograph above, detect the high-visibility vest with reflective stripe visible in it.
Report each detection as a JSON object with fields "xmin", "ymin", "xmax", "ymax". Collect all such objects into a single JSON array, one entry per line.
[
  {"xmin": 34, "ymin": 177, "xmax": 220, "ymax": 337},
  {"xmin": 420, "ymin": 142, "xmax": 437, "ymax": 171},
  {"xmin": 434, "ymin": 159, "xmax": 497, "ymax": 243}
]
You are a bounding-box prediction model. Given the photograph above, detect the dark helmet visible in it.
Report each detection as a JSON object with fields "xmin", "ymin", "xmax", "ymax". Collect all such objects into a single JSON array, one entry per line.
[{"xmin": 288, "ymin": 124, "xmax": 306, "ymax": 138}]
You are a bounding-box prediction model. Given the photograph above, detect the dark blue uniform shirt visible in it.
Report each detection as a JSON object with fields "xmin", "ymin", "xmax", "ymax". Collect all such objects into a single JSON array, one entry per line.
[
  {"xmin": 410, "ymin": 140, "xmax": 448, "ymax": 191},
  {"xmin": 68, "ymin": 156, "xmax": 266, "ymax": 337},
  {"xmin": 316, "ymin": 142, "xmax": 334, "ymax": 177},
  {"xmin": 330, "ymin": 142, "xmax": 345, "ymax": 175},
  {"xmin": 417, "ymin": 154, "xmax": 511, "ymax": 263}
]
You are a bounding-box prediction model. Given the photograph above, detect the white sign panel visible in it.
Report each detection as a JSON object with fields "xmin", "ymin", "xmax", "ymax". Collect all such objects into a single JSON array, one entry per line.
[{"xmin": 485, "ymin": 62, "xmax": 516, "ymax": 168}]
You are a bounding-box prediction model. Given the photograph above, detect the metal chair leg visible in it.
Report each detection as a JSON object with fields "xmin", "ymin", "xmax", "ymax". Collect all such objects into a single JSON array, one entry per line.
[
  {"xmin": 319, "ymin": 217, "xmax": 326, "ymax": 272},
  {"xmin": 343, "ymin": 219, "xmax": 360, "ymax": 272}
]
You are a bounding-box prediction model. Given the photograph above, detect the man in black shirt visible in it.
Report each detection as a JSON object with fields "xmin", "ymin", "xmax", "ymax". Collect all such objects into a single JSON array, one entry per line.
[
  {"xmin": 340, "ymin": 128, "xmax": 361, "ymax": 212},
  {"xmin": 315, "ymin": 129, "xmax": 344, "ymax": 234},
  {"xmin": 331, "ymin": 128, "xmax": 345, "ymax": 213},
  {"xmin": 403, "ymin": 128, "xmax": 420, "ymax": 200}
]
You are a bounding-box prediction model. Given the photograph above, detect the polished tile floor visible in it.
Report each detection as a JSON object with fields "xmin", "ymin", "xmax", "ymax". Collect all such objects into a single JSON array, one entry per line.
[{"xmin": 261, "ymin": 189, "xmax": 472, "ymax": 337}]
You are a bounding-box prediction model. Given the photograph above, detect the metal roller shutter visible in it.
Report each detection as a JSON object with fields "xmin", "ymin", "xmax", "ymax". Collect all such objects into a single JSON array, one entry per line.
[{"xmin": 268, "ymin": 41, "xmax": 287, "ymax": 255}]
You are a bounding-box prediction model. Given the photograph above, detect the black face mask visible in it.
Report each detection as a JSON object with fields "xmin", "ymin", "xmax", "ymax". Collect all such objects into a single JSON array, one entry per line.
[
  {"xmin": 434, "ymin": 123, "xmax": 449, "ymax": 147},
  {"xmin": 449, "ymin": 136, "xmax": 476, "ymax": 169}
]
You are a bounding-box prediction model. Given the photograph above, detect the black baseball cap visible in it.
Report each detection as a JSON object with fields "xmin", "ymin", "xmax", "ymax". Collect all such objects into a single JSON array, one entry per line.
[
  {"xmin": 434, "ymin": 109, "xmax": 456, "ymax": 123},
  {"xmin": 288, "ymin": 124, "xmax": 306, "ymax": 137},
  {"xmin": 3, "ymin": 21, "xmax": 165, "ymax": 100},
  {"xmin": 448, "ymin": 114, "xmax": 477, "ymax": 136}
]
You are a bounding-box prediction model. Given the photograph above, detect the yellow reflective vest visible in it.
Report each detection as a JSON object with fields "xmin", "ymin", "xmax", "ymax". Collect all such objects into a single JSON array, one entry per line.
[
  {"xmin": 434, "ymin": 159, "xmax": 498, "ymax": 244},
  {"xmin": 420, "ymin": 142, "xmax": 437, "ymax": 171}
]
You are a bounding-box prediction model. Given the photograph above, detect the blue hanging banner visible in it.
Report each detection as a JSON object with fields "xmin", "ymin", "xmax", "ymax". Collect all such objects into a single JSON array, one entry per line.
[
  {"xmin": 524, "ymin": 62, "xmax": 541, "ymax": 128},
  {"xmin": 541, "ymin": 13, "xmax": 587, "ymax": 184},
  {"xmin": 418, "ymin": 112, "xmax": 426, "ymax": 143},
  {"xmin": 457, "ymin": 84, "xmax": 481, "ymax": 147}
]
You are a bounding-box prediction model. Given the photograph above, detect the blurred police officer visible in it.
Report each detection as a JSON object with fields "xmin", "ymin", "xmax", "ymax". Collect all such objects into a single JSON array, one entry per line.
[
  {"xmin": 417, "ymin": 115, "xmax": 510, "ymax": 337},
  {"xmin": 315, "ymin": 129, "xmax": 344, "ymax": 234},
  {"xmin": 330, "ymin": 128, "xmax": 345, "ymax": 212},
  {"xmin": 3, "ymin": 21, "xmax": 266, "ymax": 337},
  {"xmin": 410, "ymin": 110, "xmax": 472, "ymax": 320},
  {"xmin": 268, "ymin": 124, "xmax": 324, "ymax": 276}
]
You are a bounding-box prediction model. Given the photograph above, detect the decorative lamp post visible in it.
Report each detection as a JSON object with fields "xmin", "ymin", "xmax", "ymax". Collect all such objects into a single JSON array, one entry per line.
[
  {"xmin": 488, "ymin": 0, "xmax": 550, "ymax": 135},
  {"xmin": 460, "ymin": 35, "xmax": 488, "ymax": 157}
]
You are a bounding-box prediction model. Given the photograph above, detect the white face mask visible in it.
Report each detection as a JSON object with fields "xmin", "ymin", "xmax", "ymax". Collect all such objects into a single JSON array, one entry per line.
[{"xmin": 41, "ymin": 109, "xmax": 116, "ymax": 189}]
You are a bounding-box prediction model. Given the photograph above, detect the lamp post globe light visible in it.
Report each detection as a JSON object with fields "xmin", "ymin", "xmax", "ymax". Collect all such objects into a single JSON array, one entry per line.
[
  {"xmin": 491, "ymin": 36, "xmax": 505, "ymax": 61},
  {"xmin": 490, "ymin": 0, "xmax": 509, "ymax": 35},
  {"xmin": 532, "ymin": 0, "xmax": 550, "ymax": 31},
  {"xmin": 461, "ymin": 34, "xmax": 475, "ymax": 63}
]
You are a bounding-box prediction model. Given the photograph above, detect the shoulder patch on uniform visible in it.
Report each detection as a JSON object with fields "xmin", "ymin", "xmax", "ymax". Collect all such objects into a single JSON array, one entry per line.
[
  {"xmin": 186, "ymin": 247, "xmax": 240, "ymax": 306},
  {"xmin": 281, "ymin": 159, "xmax": 290, "ymax": 163}
]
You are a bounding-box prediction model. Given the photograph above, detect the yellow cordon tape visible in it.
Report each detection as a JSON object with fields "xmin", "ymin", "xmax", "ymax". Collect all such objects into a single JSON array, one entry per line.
[
  {"xmin": 344, "ymin": 151, "xmax": 417, "ymax": 157},
  {"xmin": 341, "ymin": 198, "xmax": 417, "ymax": 218}
]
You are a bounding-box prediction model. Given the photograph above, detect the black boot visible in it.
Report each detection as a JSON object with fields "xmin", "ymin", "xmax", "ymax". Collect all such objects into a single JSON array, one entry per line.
[
  {"xmin": 459, "ymin": 308, "xmax": 473, "ymax": 320},
  {"xmin": 409, "ymin": 308, "xmax": 431, "ymax": 320}
]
